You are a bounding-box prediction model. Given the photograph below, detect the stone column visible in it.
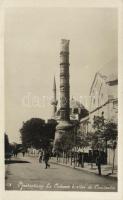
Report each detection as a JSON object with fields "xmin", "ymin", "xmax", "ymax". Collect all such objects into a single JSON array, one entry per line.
[
  {"xmin": 54, "ymin": 39, "xmax": 72, "ymax": 142},
  {"xmin": 60, "ymin": 39, "xmax": 70, "ymax": 121}
]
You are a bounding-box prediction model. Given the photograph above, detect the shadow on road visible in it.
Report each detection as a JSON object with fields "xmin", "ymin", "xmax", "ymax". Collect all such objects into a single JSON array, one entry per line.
[{"xmin": 5, "ymin": 159, "xmax": 31, "ymax": 164}]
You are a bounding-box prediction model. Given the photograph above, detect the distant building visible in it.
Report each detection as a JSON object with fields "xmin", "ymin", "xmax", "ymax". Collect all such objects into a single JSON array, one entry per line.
[
  {"xmin": 55, "ymin": 98, "xmax": 89, "ymax": 123},
  {"xmin": 89, "ymin": 64, "xmax": 118, "ymax": 126},
  {"xmin": 80, "ymin": 61, "xmax": 118, "ymax": 166}
]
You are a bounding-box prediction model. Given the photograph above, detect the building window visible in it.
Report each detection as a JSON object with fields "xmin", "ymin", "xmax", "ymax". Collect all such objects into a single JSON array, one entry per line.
[{"xmin": 73, "ymin": 108, "xmax": 78, "ymax": 114}]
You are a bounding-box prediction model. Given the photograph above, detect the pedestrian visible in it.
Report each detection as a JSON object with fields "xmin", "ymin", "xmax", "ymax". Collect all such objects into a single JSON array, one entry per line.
[
  {"xmin": 15, "ymin": 151, "xmax": 18, "ymax": 157},
  {"xmin": 38, "ymin": 150, "xmax": 43, "ymax": 163},
  {"xmin": 96, "ymin": 154, "xmax": 102, "ymax": 175},
  {"xmin": 14, "ymin": 150, "xmax": 18, "ymax": 157},
  {"xmin": 43, "ymin": 151, "xmax": 50, "ymax": 169},
  {"xmin": 78, "ymin": 152, "xmax": 82, "ymax": 167},
  {"xmin": 22, "ymin": 151, "xmax": 25, "ymax": 157}
]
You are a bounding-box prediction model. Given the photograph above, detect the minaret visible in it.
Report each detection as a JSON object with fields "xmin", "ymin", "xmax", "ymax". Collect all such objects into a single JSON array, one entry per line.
[
  {"xmin": 51, "ymin": 76, "xmax": 58, "ymax": 118},
  {"xmin": 54, "ymin": 39, "xmax": 72, "ymax": 142}
]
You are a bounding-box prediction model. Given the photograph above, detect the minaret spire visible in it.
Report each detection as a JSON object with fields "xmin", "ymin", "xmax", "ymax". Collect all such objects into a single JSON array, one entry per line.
[
  {"xmin": 53, "ymin": 76, "xmax": 56, "ymax": 95},
  {"xmin": 51, "ymin": 76, "xmax": 58, "ymax": 118}
]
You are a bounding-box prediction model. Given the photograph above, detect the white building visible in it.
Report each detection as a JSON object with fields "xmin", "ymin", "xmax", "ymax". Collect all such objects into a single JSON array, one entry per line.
[{"xmin": 80, "ymin": 61, "xmax": 118, "ymax": 166}]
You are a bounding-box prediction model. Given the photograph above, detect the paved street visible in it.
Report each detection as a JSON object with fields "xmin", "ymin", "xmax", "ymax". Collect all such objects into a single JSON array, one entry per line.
[{"xmin": 5, "ymin": 155, "xmax": 117, "ymax": 191}]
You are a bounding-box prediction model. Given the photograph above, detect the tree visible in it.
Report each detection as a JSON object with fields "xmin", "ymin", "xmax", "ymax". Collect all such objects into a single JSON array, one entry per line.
[
  {"xmin": 76, "ymin": 129, "xmax": 89, "ymax": 167},
  {"xmin": 88, "ymin": 115, "xmax": 118, "ymax": 174},
  {"xmin": 20, "ymin": 118, "xmax": 57, "ymax": 151},
  {"xmin": 20, "ymin": 118, "xmax": 45, "ymax": 149},
  {"xmin": 94, "ymin": 119, "xmax": 118, "ymax": 174},
  {"xmin": 87, "ymin": 115, "xmax": 106, "ymax": 171},
  {"xmin": 54, "ymin": 131, "xmax": 75, "ymax": 164},
  {"xmin": 103, "ymin": 121, "xmax": 118, "ymax": 174},
  {"xmin": 92, "ymin": 115, "xmax": 105, "ymax": 150},
  {"xmin": 5, "ymin": 133, "xmax": 10, "ymax": 153}
]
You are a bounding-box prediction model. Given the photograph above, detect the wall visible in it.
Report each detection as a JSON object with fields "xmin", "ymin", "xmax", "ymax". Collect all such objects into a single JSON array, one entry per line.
[{"xmin": 80, "ymin": 70, "xmax": 118, "ymax": 166}]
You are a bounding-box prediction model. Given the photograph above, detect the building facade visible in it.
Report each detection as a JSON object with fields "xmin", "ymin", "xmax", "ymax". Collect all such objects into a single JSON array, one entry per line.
[{"xmin": 80, "ymin": 63, "xmax": 118, "ymax": 166}]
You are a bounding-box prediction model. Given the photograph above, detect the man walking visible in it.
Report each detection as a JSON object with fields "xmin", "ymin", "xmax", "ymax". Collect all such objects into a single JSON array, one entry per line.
[
  {"xmin": 38, "ymin": 150, "xmax": 43, "ymax": 163},
  {"xmin": 78, "ymin": 152, "xmax": 82, "ymax": 167},
  {"xmin": 96, "ymin": 154, "xmax": 102, "ymax": 175},
  {"xmin": 43, "ymin": 151, "xmax": 50, "ymax": 169}
]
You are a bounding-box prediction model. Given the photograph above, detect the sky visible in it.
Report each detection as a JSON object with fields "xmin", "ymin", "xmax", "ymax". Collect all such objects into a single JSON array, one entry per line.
[{"xmin": 4, "ymin": 7, "xmax": 117, "ymax": 143}]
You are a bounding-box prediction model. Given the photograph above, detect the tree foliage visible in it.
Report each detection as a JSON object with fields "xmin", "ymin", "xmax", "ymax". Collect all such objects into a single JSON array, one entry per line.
[
  {"xmin": 87, "ymin": 115, "xmax": 118, "ymax": 151},
  {"xmin": 5, "ymin": 133, "xmax": 10, "ymax": 153},
  {"xmin": 103, "ymin": 121, "xmax": 117, "ymax": 149},
  {"xmin": 75, "ymin": 129, "xmax": 89, "ymax": 150},
  {"xmin": 20, "ymin": 118, "xmax": 56, "ymax": 150}
]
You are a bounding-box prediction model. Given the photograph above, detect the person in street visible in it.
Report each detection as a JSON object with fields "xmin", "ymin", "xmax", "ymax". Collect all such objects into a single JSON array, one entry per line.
[
  {"xmin": 78, "ymin": 152, "xmax": 82, "ymax": 167},
  {"xmin": 13, "ymin": 150, "xmax": 18, "ymax": 157},
  {"xmin": 43, "ymin": 151, "xmax": 50, "ymax": 169},
  {"xmin": 22, "ymin": 151, "xmax": 25, "ymax": 157},
  {"xmin": 38, "ymin": 150, "xmax": 43, "ymax": 163},
  {"xmin": 96, "ymin": 154, "xmax": 102, "ymax": 175}
]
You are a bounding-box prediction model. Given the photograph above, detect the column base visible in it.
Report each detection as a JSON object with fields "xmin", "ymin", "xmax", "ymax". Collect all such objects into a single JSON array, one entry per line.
[{"xmin": 54, "ymin": 120, "xmax": 73, "ymax": 142}]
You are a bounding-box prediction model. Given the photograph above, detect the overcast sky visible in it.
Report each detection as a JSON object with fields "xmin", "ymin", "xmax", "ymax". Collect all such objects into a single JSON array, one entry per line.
[{"xmin": 4, "ymin": 7, "xmax": 117, "ymax": 143}]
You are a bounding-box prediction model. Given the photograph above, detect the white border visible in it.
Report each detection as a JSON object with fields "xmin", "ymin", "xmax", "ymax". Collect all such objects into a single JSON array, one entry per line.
[{"xmin": 0, "ymin": 0, "xmax": 123, "ymax": 200}]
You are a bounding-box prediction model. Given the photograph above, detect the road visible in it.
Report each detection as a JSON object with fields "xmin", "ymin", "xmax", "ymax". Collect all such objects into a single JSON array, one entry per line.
[{"xmin": 5, "ymin": 155, "xmax": 117, "ymax": 191}]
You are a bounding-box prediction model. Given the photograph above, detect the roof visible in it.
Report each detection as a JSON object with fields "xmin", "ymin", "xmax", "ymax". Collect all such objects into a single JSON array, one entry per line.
[
  {"xmin": 70, "ymin": 98, "xmax": 85, "ymax": 109},
  {"xmin": 90, "ymin": 59, "xmax": 118, "ymax": 95},
  {"xmin": 56, "ymin": 98, "xmax": 89, "ymax": 120},
  {"xmin": 98, "ymin": 59, "xmax": 118, "ymax": 80}
]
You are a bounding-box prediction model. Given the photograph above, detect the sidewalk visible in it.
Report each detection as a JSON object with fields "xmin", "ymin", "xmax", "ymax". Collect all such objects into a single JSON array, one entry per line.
[{"xmin": 50, "ymin": 157, "xmax": 117, "ymax": 180}]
